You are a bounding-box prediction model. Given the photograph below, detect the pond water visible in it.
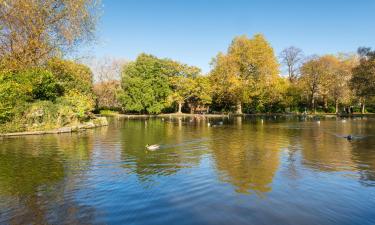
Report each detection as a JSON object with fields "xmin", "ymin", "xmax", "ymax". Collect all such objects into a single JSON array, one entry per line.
[{"xmin": 0, "ymin": 116, "xmax": 374, "ymax": 225}]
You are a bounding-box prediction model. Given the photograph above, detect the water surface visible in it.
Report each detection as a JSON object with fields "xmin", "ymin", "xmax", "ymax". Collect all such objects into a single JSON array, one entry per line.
[{"xmin": 0, "ymin": 116, "xmax": 374, "ymax": 225}]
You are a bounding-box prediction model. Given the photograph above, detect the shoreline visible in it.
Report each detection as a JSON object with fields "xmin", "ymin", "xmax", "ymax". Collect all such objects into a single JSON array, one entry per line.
[
  {"xmin": 0, "ymin": 117, "xmax": 108, "ymax": 138},
  {"xmin": 101, "ymin": 112, "xmax": 374, "ymax": 118}
]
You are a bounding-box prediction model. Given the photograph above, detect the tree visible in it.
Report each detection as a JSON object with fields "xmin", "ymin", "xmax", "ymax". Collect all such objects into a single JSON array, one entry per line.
[
  {"xmin": 300, "ymin": 57, "xmax": 325, "ymax": 113},
  {"xmin": 93, "ymin": 80, "xmax": 121, "ymax": 110},
  {"xmin": 210, "ymin": 53, "xmax": 247, "ymax": 113},
  {"xmin": 169, "ymin": 76, "xmax": 195, "ymax": 113},
  {"xmin": 279, "ymin": 46, "xmax": 304, "ymax": 82},
  {"xmin": 0, "ymin": 0, "xmax": 101, "ymax": 69},
  {"xmin": 187, "ymin": 76, "xmax": 212, "ymax": 113},
  {"xmin": 329, "ymin": 54, "xmax": 357, "ymax": 113},
  {"xmin": 118, "ymin": 54, "xmax": 172, "ymax": 114},
  {"xmin": 89, "ymin": 57, "xmax": 126, "ymax": 110},
  {"xmin": 167, "ymin": 62, "xmax": 201, "ymax": 113},
  {"xmin": 210, "ymin": 34, "xmax": 280, "ymax": 114},
  {"xmin": 351, "ymin": 48, "xmax": 375, "ymax": 113}
]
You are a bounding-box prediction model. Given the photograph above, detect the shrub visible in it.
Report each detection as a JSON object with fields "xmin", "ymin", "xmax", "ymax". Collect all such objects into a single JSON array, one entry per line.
[
  {"xmin": 57, "ymin": 90, "xmax": 95, "ymax": 120},
  {"xmin": 0, "ymin": 66, "xmax": 96, "ymax": 133},
  {"xmin": 0, "ymin": 70, "xmax": 33, "ymax": 123},
  {"xmin": 47, "ymin": 58, "xmax": 93, "ymax": 95},
  {"xmin": 25, "ymin": 69, "xmax": 63, "ymax": 101}
]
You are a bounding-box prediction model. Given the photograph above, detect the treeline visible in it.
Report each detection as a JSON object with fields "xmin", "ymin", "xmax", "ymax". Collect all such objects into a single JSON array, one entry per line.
[
  {"xmin": 95, "ymin": 34, "xmax": 375, "ymax": 115},
  {"xmin": 1, "ymin": 1, "xmax": 375, "ymax": 133}
]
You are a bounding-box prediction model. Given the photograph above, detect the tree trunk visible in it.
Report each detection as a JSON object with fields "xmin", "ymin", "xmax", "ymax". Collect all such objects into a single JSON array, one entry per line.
[
  {"xmin": 311, "ymin": 97, "xmax": 316, "ymax": 114},
  {"xmin": 177, "ymin": 102, "xmax": 182, "ymax": 114},
  {"xmin": 236, "ymin": 101, "xmax": 242, "ymax": 114},
  {"xmin": 190, "ymin": 104, "xmax": 195, "ymax": 114},
  {"xmin": 206, "ymin": 106, "xmax": 210, "ymax": 114},
  {"xmin": 335, "ymin": 99, "xmax": 339, "ymax": 114},
  {"xmin": 361, "ymin": 99, "xmax": 366, "ymax": 114},
  {"xmin": 323, "ymin": 96, "xmax": 328, "ymax": 112}
]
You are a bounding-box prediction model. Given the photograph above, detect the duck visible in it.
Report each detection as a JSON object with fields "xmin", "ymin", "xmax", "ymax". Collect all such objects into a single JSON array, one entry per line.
[
  {"xmin": 146, "ymin": 144, "xmax": 160, "ymax": 151},
  {"xmin": 346, "ymin": 135, "xmax": 353, "ymax": 141}
]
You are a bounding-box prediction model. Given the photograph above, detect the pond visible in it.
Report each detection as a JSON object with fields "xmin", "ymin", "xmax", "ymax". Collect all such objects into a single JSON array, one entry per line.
[{"xmin": 0, "ymin": 116, "xmax": 374, "ymax": 225}]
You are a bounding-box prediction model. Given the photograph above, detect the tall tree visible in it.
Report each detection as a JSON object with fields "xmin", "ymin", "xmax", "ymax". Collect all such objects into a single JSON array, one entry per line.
[
  {"xmin": 351, "ymin": 48, "xmax": 375, "ymax": 113},
  {"xmin": 329, "ymin": 54, "xmax": 357, "ymax": 113},
  {"xmin": 0, "ymin": 0, "xmax": 101, "ymax": 69},
  {"xmin": 118, "ymin": 54, "xmax": 172, "ymax": 114},
  {"xmin": 210, "ymin": 34, "xmax": 280, "ymax": 114},
  {"xmin": 279, "ymin": 46, "xmax": 304, "ymax": 82},
  {"xmin": 300, "ymin": 57, "xmax": 325, "ymax": 113}
]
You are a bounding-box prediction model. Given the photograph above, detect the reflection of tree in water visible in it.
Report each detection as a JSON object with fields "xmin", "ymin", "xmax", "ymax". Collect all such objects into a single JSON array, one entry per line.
[
  {"xmin": 0, "ymin": 133, "xmax": 101, "ymax": 224},
  {"xmin": 297, "ymin": 119, "xmax": 375, "ymax": 186},
  {"xmin": 120, "ymin": 119, "xmax": 209, "ymax": 182},
  {"xmin": 210, "ymin": 119, "xmax": 285, "ymax": 195},
  {"xmin": 299, "ymin": 124, "xmax": 354, "ymax": 172},
  {"xmin": 349, "ymin": 123, "xmax": 375, "ymax": 186}
]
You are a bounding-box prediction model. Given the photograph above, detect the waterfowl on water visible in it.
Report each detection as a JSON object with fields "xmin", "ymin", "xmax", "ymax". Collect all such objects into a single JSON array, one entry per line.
[
  {"xmin": 208, "ymin": 121, "xmax": 223, "ymax": 127},
  {"xmin": 146, "ymin": 144, "xmax": 160, "ymax": 150},
  {"xmin": 346, "ymin": 135, "xmax": 353, "ymax": 141}
]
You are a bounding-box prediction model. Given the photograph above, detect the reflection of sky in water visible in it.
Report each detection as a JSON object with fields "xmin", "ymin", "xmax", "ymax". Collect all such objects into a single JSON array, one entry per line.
[{"xmin": 0, "ymin": 117, "xmax": 374, "ymax": 225}]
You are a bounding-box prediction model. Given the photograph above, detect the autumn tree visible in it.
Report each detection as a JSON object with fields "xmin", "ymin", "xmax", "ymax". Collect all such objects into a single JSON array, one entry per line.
[
  {"xmin": 299, "ymin": 56, "xmax": 324, "ymax": 113},
  {"xmin": 167, "ymin": 62, "xmax": 201, "ymax": 113},
  {"xmin": 90, "ymin": 57, "xmax": 126, "ymax": 110},
  {"xmin": 187, "ymin": 76, "xmax": 212, "ymax": 113},
  {"xmin": 47, "ymin": 58, "xmax": 94, "ymax": 95},
  {"xmin": 329, "ymin": 54, "xmax": 357, "ymax": 113},
  {"xmin": 279, "ymin": 46, "xmax": 304, "ymax": 82},
  {"xmin": 210, "ymin": 34, "xmax": 280, "ymax": 114},
  {"xmin": 0, "ymin": 0, "xmax": 101, "ymax": 69},
  {"xmin": 169, "ymin": 76, "xmax": 195, "ymax": 113}
]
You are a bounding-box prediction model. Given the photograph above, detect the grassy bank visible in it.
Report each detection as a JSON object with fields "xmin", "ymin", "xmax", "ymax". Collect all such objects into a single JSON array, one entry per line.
[{"xmin": 0, "ymin": 117, "xmax": 108, "ymax": 138}]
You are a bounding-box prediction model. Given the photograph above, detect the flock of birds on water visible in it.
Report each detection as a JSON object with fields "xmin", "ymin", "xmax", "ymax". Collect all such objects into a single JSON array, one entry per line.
[{"xmin": 145, "ymin": 117, "xmax": 362, "ymax": 151}]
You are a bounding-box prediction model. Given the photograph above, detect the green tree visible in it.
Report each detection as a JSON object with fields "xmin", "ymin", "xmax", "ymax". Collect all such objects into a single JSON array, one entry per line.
[
  {"xmin": 118, "ymin": 54, "xmax": 172, "ymax": 114},
  {"xmin": 351, "ymin": 48, "xmax": 375, "ymax": 113}
]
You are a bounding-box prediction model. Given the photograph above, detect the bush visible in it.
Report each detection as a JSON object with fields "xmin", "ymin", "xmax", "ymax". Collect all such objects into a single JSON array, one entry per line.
[
  {"xmin": 0, "ymin": 70, "xmax": 33, "ymax": 123},
  {"xmin": 47, "ymin": 58, "xmax": 93, "ymax": 95},
  {"xmin": 57, "ymin": 90, "xmax": 95, "ymax": 120},
  {"xmin": 0, "ymin": 63, "xmax": 96, "ymax": 133},
  {"xmin": 28, "ymin": 69, "xmax": 63, "ymax": 101}
]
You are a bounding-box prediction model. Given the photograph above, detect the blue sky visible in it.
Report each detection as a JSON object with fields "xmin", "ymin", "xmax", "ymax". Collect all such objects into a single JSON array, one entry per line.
[{"xmin": 93, "ymin": 0, "xmax": 375, "ymax": 73}]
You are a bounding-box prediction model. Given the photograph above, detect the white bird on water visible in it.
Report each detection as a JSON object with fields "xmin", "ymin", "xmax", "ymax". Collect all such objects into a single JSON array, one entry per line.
[{"xmin": 146, "ymin": 144, "xmax": 160, "ymax": 151}]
